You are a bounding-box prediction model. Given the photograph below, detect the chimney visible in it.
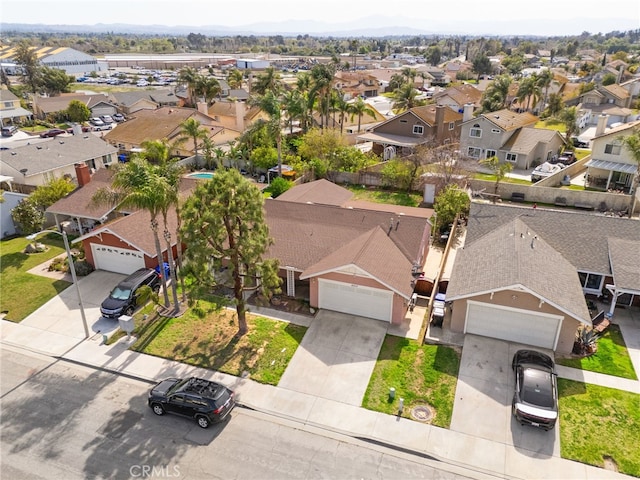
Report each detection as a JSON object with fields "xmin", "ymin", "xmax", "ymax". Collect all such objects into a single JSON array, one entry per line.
[
  {"xmin": 595, "ymin": 114, "xmax": 608, "ymax": 137},
  {"xmin": 435, "ymin": 105, "xmax": 445, "ymax": 142},
  {"xmin": 617, "ymin": 65, "xmax": 624, "ymax": 84},
  {"xmin": 196, "ymin": 101, "xmax": 208, "ymax": 115},
  {"xmin": 463, "ymin": 103, "xmax": 474, "ymax": 122},
  {"xmin": 75, "ymin": 163, "xmax": 91, "ymax": 187},
  {"xmin": 235, "ymin": 100, "xmax": 246, "ymax": 132}
]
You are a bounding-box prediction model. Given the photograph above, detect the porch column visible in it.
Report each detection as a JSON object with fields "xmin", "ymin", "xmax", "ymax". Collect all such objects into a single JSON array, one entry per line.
[
  {"xmin": 605, "ymin": 170, "xmax": 614, "ymax": 190},
  {"xmin": 76, "ymin": 217, "xmax": 84, "ymax": 236}
]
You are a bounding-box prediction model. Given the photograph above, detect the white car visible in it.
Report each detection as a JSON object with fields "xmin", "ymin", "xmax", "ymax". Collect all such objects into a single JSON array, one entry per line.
[
  {"xmin": 531, "ymin": 162, "xmax": 564, "ymax": 182},
  {"xmin": 136, "ymin": 79, "xmax": 149, "ymax": 87}
]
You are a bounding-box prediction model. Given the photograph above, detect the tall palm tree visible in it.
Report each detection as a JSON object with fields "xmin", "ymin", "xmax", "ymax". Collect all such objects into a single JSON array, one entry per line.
[
  {"xmin": 560, "ymin": 106, "xmax": 578, "ymax": 143},
  {"xmin": 536, "ymin": 69, "xmax": 555, "ymax": 113},
  {"xmin": 481, "ymin": 74, "xmax": 512, "ymax": 112},
  {"xmin": 282, "ymin": 89, "xmax": 303, "ymax": 134},
  {"xmin": 91, "ymin": 158, "xmax": 171, "ymax": 307},
  {"xmin": 226, "ymin": 68, "xmax": 244, "ymax": 89},
  {"xmin": 401, "ymin": 67, "xmax": 417, "ymax": 84},
  {"xmin": 251, "ymin": 90, "xmax": 284, "ymax": 176},
  {"xmin": 177, "ymin": 67, "xmax": 198, "ymax": 107},
  {"xmin": 174, "ymin": 117, "xmax": 209, "ymax": 160},
  {"xmin": 516, "ymin": 76, "xmax": 540, "ymax": 112},
  {"xmin": 335, "ymin": 95, "xmax": 351, "ymax": 134},
  {"xmin": 619, "ymin": 128, "xmax": 640, "ymax": 217},
  {"xmin": 310, "ymin": 63, "xmax": 336, "ymax": 130},
  {"xmin": 196, "ymin": 76, "xmax": 221, "ymax": 105},
  {"xmin": 252, "ymin": 67, "xmax": 282, "ymax": 96},
  {"xmin": 349, "ymin": 97, "xmax": 376, "ymax": 133},
  {"xmin": 391, "ymin": 83, "xmax": 425, "ymax": 113}
]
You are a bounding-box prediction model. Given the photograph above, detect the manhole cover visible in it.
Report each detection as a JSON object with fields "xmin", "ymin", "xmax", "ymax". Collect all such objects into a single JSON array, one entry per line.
[{"xmin": 410, "ymin": 405, "xmax": 434, "ymax": 422}]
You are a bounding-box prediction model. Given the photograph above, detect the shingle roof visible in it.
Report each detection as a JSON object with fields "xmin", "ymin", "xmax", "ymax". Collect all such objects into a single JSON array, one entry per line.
[
  {"xmin": 480, "ymin": 109, "xmax": 538, "ymax": 131},
  {"xmin": 602, "ymin": 84, "xmax": 630, "ymax": 100},
  {"xmin": 447, "ymin": 218, "xmax": 590, "ymax": 323},
  {"xmin": 35, "ymin": 93, "xmax": 113, "ymax": 114},
  {"xmin": 433, "ymin": 84, "xmax": 482, "ymax": 106},
  {"xmin": 608, "ymin": 238, "xmax": 640, "ymax": 292},
  {"xmin": 276, "ymin": 179, "xmax": 354, "ymax": 206},
  {"xmin": 410, "ymin": 105, "xmax": 463, "ymax": 125},
  {"xmin": 1, "ymin": 135, "xmax": 118, "ymax": 177},
  {"xmin": 0, "ymin": 89, "xmax": 19, "ymax": 101},
  {"xmin": 464, "ymin": 203, "xmax": 640, "ymax": 276},
  {"xmin": 47, "ymin": 168, "xmax": 116, "ymax": 219},
  {"xmin": 500, "ymin": 127, "xmax": 562, "ymax": 154}
]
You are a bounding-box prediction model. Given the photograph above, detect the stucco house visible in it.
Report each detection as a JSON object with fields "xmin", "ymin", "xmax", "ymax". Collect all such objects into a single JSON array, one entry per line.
[
  {"xmin": 459, "ymin": 109, "xmax": 566, "ymax": 169},
  {"xmin": 433, "ymin": 84, "xmax": 482, "ymax": 113},
  {"xmin": 446, "ymin": 203, "xmax": 640, "ymax": 353},
  {"xmin": 333, "ymin": 71, "xmax": 381, "ymax": 99},
  {"xmin": 109, "ymin": 89, "xmax": 181, "ymax": 115},
  {"xmin": 357, "ymin": 105, "xmax": 463, "ymax": 159},
  {"xmin": 76, "ymin": 178, "xmax": 432, "ymax": 325},
  {"xmin": 0, "ymin": 88, "xmax": 32, "ymax": 126},
  {"xmin": 0, "ymin": 134, "xmax": 117, "ymax": 191},
  {"xmin": 32, "ymin": 93, "xmax": 117, "ymax": 121}
]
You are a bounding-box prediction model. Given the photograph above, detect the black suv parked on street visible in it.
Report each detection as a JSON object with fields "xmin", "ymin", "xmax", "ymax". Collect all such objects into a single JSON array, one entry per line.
[
  {"xmin": 148, "ymin": 377, "xmax": 236, "ymax": 428},
  {"xmin": 100, "ymin": 268, "xmax": 160, "ymax": 319}
]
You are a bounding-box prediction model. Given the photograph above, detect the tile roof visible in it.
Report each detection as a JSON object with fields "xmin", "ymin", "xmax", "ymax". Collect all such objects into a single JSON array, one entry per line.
[
  {"xmin": 447, "ymin": 218, "xmax": 590, "ymax": 323},
  {"xmin": 1, "ymin": 135, "xmax": 118, "ymax": 177},
  {"xmin": 463, "ymin": 203, "xmax": 640, "ymax": 276},
  {"xmin": 500, "ymin": 127, "xmax": 563, "ymax": 154},
  {"xmin": 608, "ymin": 238, "xmax": 640, "ymax": 292}
]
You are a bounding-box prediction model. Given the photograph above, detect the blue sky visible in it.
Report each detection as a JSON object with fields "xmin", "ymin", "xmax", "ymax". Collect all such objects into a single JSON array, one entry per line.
[{"xmin": 2, "ymin": 0, "xmax": 638, "ymax": 35}]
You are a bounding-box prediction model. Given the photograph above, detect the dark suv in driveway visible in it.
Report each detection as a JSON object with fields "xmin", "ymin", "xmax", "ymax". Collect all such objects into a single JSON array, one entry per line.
[
  {"xmin": 100, "ymin": 268, "xmax": 160, "ymax": 319},
  {"xmin": 148, "ymin": 377, "xmax": 236, "ymax": 428},
  {"xmin": 512, "ymin": 350, "xmax": 558, "ymax": 431}
]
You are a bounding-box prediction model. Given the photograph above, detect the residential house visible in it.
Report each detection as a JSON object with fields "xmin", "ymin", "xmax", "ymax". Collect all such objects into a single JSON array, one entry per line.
[
  {"xmin": 109, "ymin": 89, "xmax": 181, "ymax": 115},
  {"xmin": 77, "ymin": 178, "xmax": 432, "ymax": 324},
  {"xmin": 203, "ymin": 100, "xmax": 267, "ymax": 132},
  {"xmin": 417, "ymin": 66, "xmax": 450, "ymax": 86},
  {"xmin": 32, "ymin": 93, "xmax": 116, "ymax": 121},
  {"xmin": 584, "ymin": 119, "xmax": 640, "ymax": 194},
  {"xmin": 433, "ymin": 84, "xmax": 482, "ymax": 114},
  {"xmin": 0, "ymin": 88, "xmax": 32, "ymax": 125},
  {"xmin": 446, "ymin": 202, "xmax": 640, "ymax": 353},
  {"xmin": 333, "ymin": 71, "xmax": 380, "ymax": 99},
  {"xmin": 459, "ymin": 109, "xmax": 565, "ymax": 169},
  {"xmin": 580, "ymin": 84, "xmax": 634, "ymax": 126},
  {"xmin": 357, "ymin": 105, "xmax": 463, "ymax": 159},
  {"xmin": 102, "ymin": 107, "xmax": 241, "ymax": 157},
  {"xmin": 0, "ymin": 134, "xmax": 117, "ymax": 191}
]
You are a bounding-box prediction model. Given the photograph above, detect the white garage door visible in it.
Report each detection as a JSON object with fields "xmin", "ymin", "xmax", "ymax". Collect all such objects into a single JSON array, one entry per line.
[
  {"xmin": 91, "ymin": 244, "xmax": 145, "ymax": 275},
  {"xmin": 465, "ymin": 301, "xmax": 562, "ymax": 349},
  {"xmin": 318, "ymin": 279, "xmax": 393, "ymax": 322}
]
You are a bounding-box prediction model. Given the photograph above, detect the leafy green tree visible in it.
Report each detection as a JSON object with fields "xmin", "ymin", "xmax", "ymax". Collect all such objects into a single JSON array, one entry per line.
[
  {"xmin": 39, "ymin": 66, "xmax": 74, "ymax": 95},
  {"xmin": 381, "ymin": 158, "xmax": 414, "ymax": 191},
  {"xmin": 434, "ymin": 184, "xmax": 470, "ymax": 233},
  {"xmin": 14, "ymin": 40, "xmax": 41, "ymax": 93},
  {"xmin": 251, "ymin": 90, "xmax": 284, "ymax": 176},
  {"xmin": 472, "ymin": 54, "xmax": 493, "ymax": 80},
  {"xmin": 602, "ymin": 73, "xmax": 617, "ymax": 86},
  {"xmin": 65, "ymin": 99, "xmax": 91, "ymax": 123},
  {"xmin": 250, "ymin": 145, "xmax": 278, "ymax": 170},
  {"xmin": 30, "ymin": 177, "xmax": 75, "ymax": 208},
  {"xmin": 426, "ymin": 46, "xmax": 442, "ymax": 66},
  {"xmin": 180, "ymin": 169, "xmax": 281, "ymax": 336},
  {"xmin": 559, "ymin": 106, "xmax": 578, "ymax": 143},
  {"xmin": 479, "ymin": 156, "xmax": 513, "ymax": 196},
  {"xmin": 619, "ymin": 128, "xmax": 640, "ymax": 217},
  {"xmin": 11, "ymin": 199, "xmax": 44, "ymax": 234}
]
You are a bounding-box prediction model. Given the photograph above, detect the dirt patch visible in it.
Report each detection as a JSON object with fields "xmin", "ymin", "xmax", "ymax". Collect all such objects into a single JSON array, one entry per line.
[
  {"xmin": 248, "ymin": 293, "xmax": 314, "ymax": 316},
  {"xmin": 603, "ymin": 455, "xmax": 619, "ymax": 472}
]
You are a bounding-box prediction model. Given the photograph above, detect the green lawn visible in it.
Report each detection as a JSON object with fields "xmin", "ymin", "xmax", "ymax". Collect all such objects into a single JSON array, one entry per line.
[
  {"xmin": 558, "ymin": 379, "xmax": 640, "ymax": 477},
  {"xmin": 346, "ymin": 185, "xmax": 423, "ymax": 207},
  {"xmin": 535, "ymin": 119, "xmax": 566, "ymax": 132},
  {"xmin": 0, "ymin": 234, "xmax": 72, "ymax": 321},
  {"xmin": 473, "ymin": 173, "xmax": 532, "ymax": 185},
  {"xmin": 122, "ymin": 299, "xmax": 307, "ymax": 385},
  {"xmin": 362, "ymin": 336, "xmax": 460, "ymax": 428},
  {"xmin": 556, "ymin": 325, "xmax": 637, "ymax": 380}
]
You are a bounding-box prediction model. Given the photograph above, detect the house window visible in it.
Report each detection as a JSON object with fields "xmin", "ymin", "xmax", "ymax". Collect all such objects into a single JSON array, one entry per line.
[
  {"xmin": 604, "ymin": 143, "xmax": 621, "ymax": 155},
  {"xmin": 578, "ymin": 272, "xmax": 603, "ymax": 292},
  {"xmin": 485, "ymin": 149, "xmax": 497, "ymax": 159},
  {"xmin": 506, "ymin": 153, "xmax": 517, "ymax": 162},
  {"xmin": 413, "ymin": 125, "xmax": 424, "ymax": 135},
  {"xmin": 467, "ymin": 147, "xmax": 481, "ymax": 158},
  {"xmin": 491, "ymin": 129, "xmax": 501, "ymax": 134},
  {"xmin": 102, "ymin": 154, "xmax": 113, "ymax": 167},
  {"xmin": 470, "ymin": 124, "xmax": 482, "ymax": 138},
  {"xmin": 448, "ymin": 122, "xmax": 455, "ymax": 131}
]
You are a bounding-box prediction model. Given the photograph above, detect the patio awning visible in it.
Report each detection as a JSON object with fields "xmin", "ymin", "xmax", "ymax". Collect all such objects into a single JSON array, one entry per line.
[
  {"xmin": 585, "ymin": 158, "xmax": 637, "ymax": 174},
  {"xmin": 0, "ymin": 107, "xmax": 32, "ymax": 119}
]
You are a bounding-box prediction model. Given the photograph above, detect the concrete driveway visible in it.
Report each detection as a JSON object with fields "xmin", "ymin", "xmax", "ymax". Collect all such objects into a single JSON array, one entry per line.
[
  {"xmin": 3, "ymin": 271, "xmax": 126, "ymax": 355},
  {"xmin": 450, "ymin": 335, "xmax": 560, "ymax": 457},
  {"xmin": 278, "ymin": 310, "xmax": 388, "ymax": 406}
]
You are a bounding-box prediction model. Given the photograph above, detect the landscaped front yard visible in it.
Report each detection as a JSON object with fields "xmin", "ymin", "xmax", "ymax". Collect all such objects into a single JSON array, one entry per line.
[
  {"xmin": 0, "ymin": 234, "xmax": 71, "ymax": 321},
  {"xmin": 112, "ymin": 299, "xmax": 307, "ymax": 385},
  {"xmin": 559, "ymin": 379, "xmax": 640, "ymax": 477},
  {"xmin": 362, "ymin": 335, "xmax": 460, "ymax": 428}
]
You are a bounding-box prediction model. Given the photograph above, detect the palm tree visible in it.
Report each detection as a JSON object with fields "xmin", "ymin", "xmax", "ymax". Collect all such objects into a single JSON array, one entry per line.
[
  {"xmin": 391, "ymin": 83, "xmax": 425, "ymax": 113},
  {"xmin": 559, "ymin": 106, "xmax": 578, "ymax": 143},
  {"xmin": 251, "ymin": 90, "xmax": 284, "ymax": 176},
  {"xmin": 310, "ymin": 63, "xmax": 336, "ymax": 130},
  {"xmin": 252, "ymin": 67, "xmax": 282, "ymax": 96},
  {"xmin": 196, "ymin": 76, "xmax": 221, "ymax": 105},
  {"xmin": 227, "ymin": 68, "xmax": 244, "ymax": 89},
  {"xmin": 349, "ymin": 97, "xmax": 376, "ymax": 133},
  {"xmin": 174, "ymin": 117, "xmax": 209, "ymax": 161},
  {"xmin": 480, "ymin": 155, "xmax": 513, "ymax": 196},
  {"xmin": 177, "ymin": 67, "xmax": 198, "ymax": 107},
  {"xmin": 281, "ymin": 89, "xmax": 304, "ymax": 134},
  {"xmin": 335, "ymin": 95, "xmax": 351, "ymax": 134},
  {"xmin": 516, "ymin": 76, "xmax": 541, "ymax": 112},
  {"xmin": 91, "ymin": 158, "xmax": 171, "ymax": 307},
  {"xmin": 619, "ymin": 128, "xmax": 640, "ymax": 217},
  {"xmin": 401, "ymin": 67, "xmax": 418, "ymax": 84},
  {"xmin": 536, "ymin": 69, "xmax": 555, "ymax": 113},
  {"xmin": 481, "ymin": 74, "xmax": 512, "ymax": 111}
]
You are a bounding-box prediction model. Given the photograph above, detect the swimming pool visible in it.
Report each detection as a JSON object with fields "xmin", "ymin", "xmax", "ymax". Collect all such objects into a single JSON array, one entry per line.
[{"xmin": 187, "ymin": 172, "xmax": 215, "ymax": 179}]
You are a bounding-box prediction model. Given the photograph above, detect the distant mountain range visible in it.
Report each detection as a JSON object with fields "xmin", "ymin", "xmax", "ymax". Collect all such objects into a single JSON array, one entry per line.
[{"xmin": 1, "ymin": 16, "xmax": 636, "ymax": 37}]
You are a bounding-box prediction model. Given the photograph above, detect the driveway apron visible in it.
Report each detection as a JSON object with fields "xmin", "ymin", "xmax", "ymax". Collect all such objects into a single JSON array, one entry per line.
[
  {"xmin": 278, "ymin": 310, "xmax": 388, "ymax": 406},
  {"xmin": 451, "ymin": 334, "xmax": 560, "ymax": 457}
]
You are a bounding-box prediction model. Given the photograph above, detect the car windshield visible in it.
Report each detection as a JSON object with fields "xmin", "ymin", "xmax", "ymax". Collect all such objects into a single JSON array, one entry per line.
[
  {"xmin": 110, "ymin": 286, "xmax": 132, "ymax": 300},
  {"xmin": 521, "ymin": 369, "xmax": 554, "ymax": 408}
]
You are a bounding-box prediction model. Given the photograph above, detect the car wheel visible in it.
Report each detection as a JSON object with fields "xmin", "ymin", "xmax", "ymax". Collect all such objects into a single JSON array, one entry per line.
[
  {"xmin": 151, "ymin": 403, "xmax": 165, "ymax": 416},
  {"xmin": 124, "ymin": 306, "xmax": 134, "ymax": 316},
  {"xmin": 196, "ymin": 415, "xmax": 210, "ymax": 429}
]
